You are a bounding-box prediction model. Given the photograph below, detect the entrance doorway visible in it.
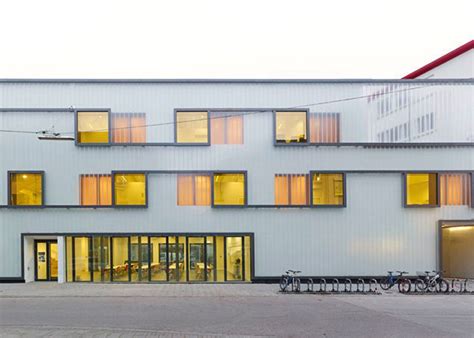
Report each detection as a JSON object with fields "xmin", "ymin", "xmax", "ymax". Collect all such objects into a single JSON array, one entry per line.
[
  {"xmin": 440, "ymin": 223, "xmax": 474, "ymax": 279},
  {"xmin": 35, "ymin": 240, "xmax": 58, "ymax": 281}
]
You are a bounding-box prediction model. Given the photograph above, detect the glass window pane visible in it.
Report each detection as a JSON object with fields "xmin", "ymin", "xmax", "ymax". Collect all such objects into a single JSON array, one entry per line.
[
  {"xmin": 176, "ymin": 112, "xmax": 208, "ymax": 143},
  {"xmin": 50, "ymin": 242, "xmax": 58, "ymax": 279},
  {"xmin": 77, "ymin": 111, "xmax": 109, "ymax": 144},
  {"xmin": 112, "ymin": 237, "xmax": 129, "ymax": 282},
  {"xmin": 275, "ymin": 111, "xmax": 307, "ymax": 143},
  {"xmin": 130, "ymin": 114, "xmax": 146, "ymax": 143},
  {"xmin": 168, "ymin": 237, "xmax": 185, "ymax": 282},
  {"xmin": 226, "ymin": 237, "xmax": 243, "ymax": 281},
  {"xmin": 244, "ymin": 236, "xmax": 251, "ymax": 282},
  {"xmin": 206, "ymin": 237, "xmax": 215, "ymax": 282},
  {"xmin": 92, "ymin": 237, "xmax": 110, "ymax": 282},
  {"xmin": 114, "ymin": 173, "xmax": 146, "ymax": 206},
  {"xmin": 36, "ymin": 242, "xmax": 47, "ymax": 280},
  {"xmin": 150, "ymin": 237, "xmax": 167, "ymax": 281},
  {"xmin": 130, "ymin": 236, "xmax": 149, "ymax": 282},
  {"xmin": 188, "ymin": 237, "xmax": 205, "ymax": 281},
  {"xmin": 406, "ymin": 173, "xmax": 437, "ymax": 206},
  {"xmin": 213, "ymin": 173, "xmax": 245, "ymax": 206},
  {"xmin": 80, "ymin": 175, "xmax": 98, "ymax": 205},
  {"xmin": 66, "ymin": 237, "xmax": 73, "ymax": 282},
  {"xmin": 10, "ymin": 173, "xmax": 43, "ymax": 206},
  {"xmin": 312, "ymin": 173, "xmax": 344, "ymax": 206},
  {"xmin": 74, "ymin": 237, "xmax": 91, "ymax": 282},
  {"xmin": 216, "ymin": 236, "xmax": 225, "ymax": 282}
]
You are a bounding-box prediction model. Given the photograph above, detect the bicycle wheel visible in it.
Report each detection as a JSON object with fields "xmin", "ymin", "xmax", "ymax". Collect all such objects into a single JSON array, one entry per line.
[
  {"xmin": 415, "ymin": 279, "xmax": 426, "ymax": 292},
  {"xmin": 379, "ymin": 278, "xmax": 391, "ymax": 290},
  {"xmin": 280, "ymin": 276, "xmax": 289, "ymax": 292},
  {"xmin": 398, "ymin": 279, "xmax": 411, "ymax": 293},
  {"xmin": 435, "ymin": 279, "xmax": 449, "ymax": 293},
  {"xmin": 293, "ymin": 278, "xmax": 301, "ymax": 292}
]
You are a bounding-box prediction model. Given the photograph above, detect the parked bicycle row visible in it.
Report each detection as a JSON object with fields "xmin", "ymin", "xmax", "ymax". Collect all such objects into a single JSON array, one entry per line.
[{"xmin": 279, "ymin": 270, "xmax": 474, "ymax": 294}]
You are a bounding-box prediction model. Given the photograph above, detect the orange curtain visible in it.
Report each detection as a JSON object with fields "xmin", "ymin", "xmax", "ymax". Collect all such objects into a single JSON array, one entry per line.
[
  {"xmin": 80, "ymin": 175, "xmax": 98, "ymax": 205},
  {"xmin": 211, "ymin": 116, "xmax": 226, "ymax": 144},
  {"xmin": 290, "ymin": 174, "xmax": 308, "ymax": 205},
  {"xmin": 131, "ymin": 114, "xmax": 146, "ymax": 143},
  {"xmin": 112, "ymin": 114, "xmax": 131, "ymax": 143},
  {"xmin": 226, "ymin": 115, "xmax": 243, "ymax": 144},
  {"xmin": 99, "ymin": 175, "xmax": 112, "ymax": 205},
  {"xmin": 275, "ymin": 175, "xmax": 289, "ymax": 205},
  {"xmin": 177, "ymin": 175, "xmax": 194, "ymax": 205},
  {"xmin": 440, "ymin": 174, "xmax": 471, "ymax": 206},
  {"xmin": 310, "ymin": 113, "xmax": 340, "ymax": 143},
  {"xmin": 195, "ymin": 175, "xmax": 211, "ymax": 206}
]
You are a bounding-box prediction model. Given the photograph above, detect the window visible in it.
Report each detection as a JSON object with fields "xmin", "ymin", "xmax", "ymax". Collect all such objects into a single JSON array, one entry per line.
[
  {"xmin": 274, "ymin": 174, "xmax": 309, "ymax": 205},
  {"xmin": 177, "ymin": 174, "xmax": 211, "ymax": 206},
  {"xmin": 176, "ymin": 111, "xmax": 209, "ymax": 143},
  {"xmin": 112, "ymin": 113, "xmax": 146, "ymax": 143},
  {"xmin": 213, "ymin": 173, "xmax": 246, "ymax": 206},
  {"xmin": 439, "ymin": 173, "xmax": 471, "ymax": 206},
  {"xmin": 275, "ymin": 111, "xmax": 307, "ymax": 144},
  {"xmin": 77, "ymin": 111, "xmax": 109, "ymax": 144},
  {"xmin": 405, "ymin": 173, "xmax": 438, "ymax": 206},
  {"xmin": 9, "ymin": 172, "xmax": 43, "ymax": 206},
  {"xmin": 210, "ymin": 113, "xmax": 243, "ymax": 144},
  {"xmin": 80, "ymin": 174, "xmax": 112, "ymax": 206},
  {"xmin": 309, "ymin": 113, "xmax": 340, "ymax": 143},
  {"xmin": 114, "ymin": 173, "xmax": 146, "ymax": 206},
  {"xmin": 311, "ymin": 173, "xmax": 345, "ymax": 206}
]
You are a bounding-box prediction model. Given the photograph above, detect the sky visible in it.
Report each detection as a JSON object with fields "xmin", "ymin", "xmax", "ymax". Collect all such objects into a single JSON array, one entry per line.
[{"xmin": 0, "ymin": 0, "xmax": 472, "ymax": 79}]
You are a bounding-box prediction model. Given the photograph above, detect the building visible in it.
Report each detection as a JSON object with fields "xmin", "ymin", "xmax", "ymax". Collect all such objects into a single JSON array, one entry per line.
[{"xmin": 1, "ymin": 42, "xmax": 473, "ymax": 284}]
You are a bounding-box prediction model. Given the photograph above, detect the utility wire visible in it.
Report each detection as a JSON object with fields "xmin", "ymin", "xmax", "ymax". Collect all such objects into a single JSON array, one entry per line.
[{"xmin": 0, "ymin": 85, "xmax": 427, "ymax": 136}]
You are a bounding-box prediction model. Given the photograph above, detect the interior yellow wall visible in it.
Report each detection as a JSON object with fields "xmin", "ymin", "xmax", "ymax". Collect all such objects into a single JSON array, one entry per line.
[{"xmin": 442, "ymin": 225, "xmax": 474, "ymax": 278}]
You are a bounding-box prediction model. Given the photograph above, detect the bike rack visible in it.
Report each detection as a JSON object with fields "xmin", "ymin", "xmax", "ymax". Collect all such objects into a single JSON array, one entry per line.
[
  {"xmin": 369, "ymin": 279, "xmax": 378, "ymax": 292},
  {"xmin": 306, "ymin": 278, "xmax": 314, "ymax": 292},
  {"xmin": 319, "ymin": 278, "xmax": 327, "ymax": 293},
  {"xmin": 343, "ymin": 278, "xmax": 352, "ymax": 292},
  {"xmin": 451, "ymin": 279, "xmax": 461, "ymax": 293},
  {"xmin": 357, "ymin": 278, "xmax": 365, "ymax": 293},
  {"xmin": 331, "ymin": 279, "xmax": 340, "ymax": 293}
]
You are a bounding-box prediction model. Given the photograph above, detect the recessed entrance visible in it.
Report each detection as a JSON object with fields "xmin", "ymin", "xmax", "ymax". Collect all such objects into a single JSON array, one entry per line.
[
  {"xmin": 440, "ymin": 223, "xmax": 474, "ymax": 279},
  {"xmin": 35, "ymin": 240, "xmax": 58, "ymax": 281}
]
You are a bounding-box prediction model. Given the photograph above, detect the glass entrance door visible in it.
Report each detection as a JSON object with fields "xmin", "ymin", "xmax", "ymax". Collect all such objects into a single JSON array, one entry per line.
[{"xmin": 35, "ymin": 240, "xmax": 58, "ymax": 281}]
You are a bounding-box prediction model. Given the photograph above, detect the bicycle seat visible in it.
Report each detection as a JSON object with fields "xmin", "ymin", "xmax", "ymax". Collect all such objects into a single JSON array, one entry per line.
[
  {"xmin": 424, "ymin": 271, "xmax": 431, "ymax": 274},
  {"xmin": 387, "ymin": 271, "xmax": 393, "ymax": 273},
  {"xmin": 294, "ymin": 270, "xmax": 301, "ymax": 274}
]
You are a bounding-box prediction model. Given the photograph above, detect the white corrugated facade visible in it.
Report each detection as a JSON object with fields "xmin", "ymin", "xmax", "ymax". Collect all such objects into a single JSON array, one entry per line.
[{"xmin": 0, "ymin": 79, "xmax": 473, "ymax": 282}]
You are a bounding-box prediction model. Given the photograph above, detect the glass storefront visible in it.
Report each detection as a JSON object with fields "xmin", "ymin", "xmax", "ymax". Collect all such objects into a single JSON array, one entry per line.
[{"xmin": 65, "ymin": 234, "xmax": 252, "ymax": 283}]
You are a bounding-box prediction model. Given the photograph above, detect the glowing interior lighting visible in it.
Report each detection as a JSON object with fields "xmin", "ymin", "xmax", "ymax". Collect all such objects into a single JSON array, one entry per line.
[
  {"xmin": 22, "ymin": 175, "xmax": 27, "ymax": 179},
  {"xmin": 445, "ymin": 226, "xmax": 473, "ymax": 232}
]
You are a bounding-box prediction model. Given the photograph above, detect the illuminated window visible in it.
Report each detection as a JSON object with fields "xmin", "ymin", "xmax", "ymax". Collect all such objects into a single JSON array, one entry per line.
[
  {"xmin": 213, "ymin": 173, "xmax": 246, "ymax": 206},
  {"xmin": 439, "ymin": 173, "xmax": 471, "ymax": 206},
  {"xmin": 275, "ymin": 111, "xmax": 307, "ymax": 143},
  {"xmin": 77, "ymin": 111, "xmax": 109, "ymax": 144},
  {"xmin": 80, "ymin": 174, "xmax": 112, "ymax": 206},
  {"xmin": 114, "ymin": 173, "xmax": 146, "ymax": 206},
  {"xmin": 9, "ymin": 172, "xmax": 43, "ymax": 206},
  {"xmin": 274, "ymin": 174, "xmax": 309, "ymax": 205},
  {"xmin": 405, "ymin": 173, "xmax": 438, "ymax": 206},
  {"xmin": 176, "ymin": 111, "xmax": 208, "ymax": 143},
  {"xmin": 112, "ymin": 113, "xmax": 146, "ymax": 143},
  {"xmin": 177, "ymin": 174, "xmax": 211, "ymax": 206},
  {"xmin": 309, "ymin": 113, "xmax": 340, "ymax": 143},
  {"xmin": 210, "ymin": 113, "xmax": 243, "ymax": 144},
  {"xmin": 311, "ymin": 173, "xmax": 344, "ymax": 206}
]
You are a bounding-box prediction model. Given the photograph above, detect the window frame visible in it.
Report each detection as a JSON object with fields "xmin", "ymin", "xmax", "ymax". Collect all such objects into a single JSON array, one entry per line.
[
  {"xmin": 7, "ymin": 170, "xmax": 45, "ymax": 207},
  {"xmin": 75, "ymin": 109, "xmax": 112, "ymax": 146},
  {"xmin": 174, "ymin": 110, "xmax": 210, "ymax": 145},
  {"xmin": 309, "ymin": 171, "xmax": 346, "ymax": 208},
  {"xmin": 273, "ymin": 109, "xmax": 310, "ymax": 146},
  {"xmin": 211, "ymin": 171, "xmax": 248, "ymax": 208},
  {"xmin": 403, "ymin": 172, "xmax": 439, "ymax": 208},
  {"xmin": 111, "ymin": 171, "xmax": 148, "ymax": 208}
]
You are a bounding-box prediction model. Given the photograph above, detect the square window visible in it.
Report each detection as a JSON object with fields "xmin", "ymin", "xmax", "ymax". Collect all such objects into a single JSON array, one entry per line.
[
  {"xmin": 114, "ymin": 173, "xmax": 147, "ymax": 206},
  {"xmin": 274, "ymin": 174, "xmax": 309, "ymax": 205},
  {"xmin": 311, "ymin": 173, "xmax": 345, "ymax": 206},
  {"xmin": 9, "ymin": 172, "xmax": 43, "ymax": 206},
  {"xmin": 275, "ymin": 111, "xmax": 307, "ymax": 144},
  {"xmin": 210, "ymin": 113, "xmax": 243, "ymax": 144},
  {"xmin": 405, "ymin": 173, "xmax": 438, "ymax": 206},
  {"xmin": 77, "ymin": 111, "xmax": 110, "ymax": 144},
  {"xmin": 112, "ymin": 113, "xmax": 146, "ymax": 143},
  {"xmin": 177, "ymin": 174, "xmax": 211, "ymax": 206},
  {"xmin": 213, "ymin": 173, "xmax": 246, "ymax": 206},
  {"xmin": 80, "ymin": 174, "xmax": 112, "ymax": 206},
  {"xmin": 176, "ymin": 112, "xmax": 209, "ymax": 143}
]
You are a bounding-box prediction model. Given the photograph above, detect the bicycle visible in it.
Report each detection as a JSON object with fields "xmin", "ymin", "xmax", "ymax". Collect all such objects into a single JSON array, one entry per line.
[
  {"xmin": 379, "ymin": 271, "xmax": 411, "ymax": 293},
  {"xmin": 415, "ymin": 271, "xmax": 449, "ymax": 293},
  {"xmin": 280, "ymin": 270, "xmax": 301, "ymax": 292}
]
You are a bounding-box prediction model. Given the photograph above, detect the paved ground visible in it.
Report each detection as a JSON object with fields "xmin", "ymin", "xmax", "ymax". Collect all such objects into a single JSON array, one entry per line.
[{"xmin": 0, "ymin": 283, "xmax": 473, "ymax": 337}]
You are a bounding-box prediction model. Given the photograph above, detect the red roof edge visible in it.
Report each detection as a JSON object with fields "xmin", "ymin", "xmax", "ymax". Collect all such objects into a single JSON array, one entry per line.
[{"xmin": 402, "ymin": 40, "xmax": 474, "ymax": 79}]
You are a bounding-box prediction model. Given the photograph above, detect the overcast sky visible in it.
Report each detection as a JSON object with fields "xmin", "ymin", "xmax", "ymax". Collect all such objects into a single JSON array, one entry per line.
[{"xmin": 0, "ymin": 0, "xmax": 472, "ymax": 79}]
